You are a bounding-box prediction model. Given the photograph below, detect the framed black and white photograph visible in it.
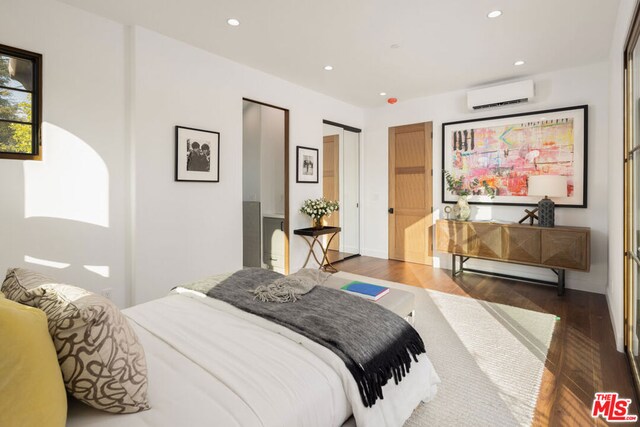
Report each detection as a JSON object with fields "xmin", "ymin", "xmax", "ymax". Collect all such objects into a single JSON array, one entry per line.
[
  {"xmin": 442, "ymin": 105, "xmax": 588, "ymax": 207},
  {"xmin": 296, "ymin": 146, "xmax": 318, "ymax": 183},
  {"xmin": 175, "ymin": 126, "xmax": 220, "ymax": 182}
]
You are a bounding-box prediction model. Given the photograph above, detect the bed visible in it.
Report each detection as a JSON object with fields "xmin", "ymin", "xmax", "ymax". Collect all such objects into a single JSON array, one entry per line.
[{"xmin": 65, "ymin": 275, "xmax": 440, "ymax": 427}]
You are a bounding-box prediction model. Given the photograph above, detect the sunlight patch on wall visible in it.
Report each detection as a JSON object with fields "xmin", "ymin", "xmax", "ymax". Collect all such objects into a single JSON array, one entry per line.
[
  {"xmin": 23, "ymin": 123, "xmax": 109, "ymax": 227},
  {"xmin": 83, "ymin": 265, "xmax": 110, "ymax": 278},
  {"xmin": 24, "ymin": 255, "xmax": 70, "ymax": 269}
]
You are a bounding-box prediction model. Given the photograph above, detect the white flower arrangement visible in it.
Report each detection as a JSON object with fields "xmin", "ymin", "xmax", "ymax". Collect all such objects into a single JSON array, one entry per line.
[{"xmin": 299, "ymin": 198, "xmax": 339, "ymax": 219}]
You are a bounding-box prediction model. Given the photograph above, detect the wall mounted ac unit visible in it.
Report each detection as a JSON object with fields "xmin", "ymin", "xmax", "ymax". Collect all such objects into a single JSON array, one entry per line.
[{"xmin": 467, "ymin": 80, "xmax": 534, "ymax": 110}]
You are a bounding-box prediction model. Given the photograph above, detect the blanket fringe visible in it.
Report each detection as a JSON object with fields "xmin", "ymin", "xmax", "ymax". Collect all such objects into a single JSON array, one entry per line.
[
  {"xmin": 253, "ymin": 283, "xmax": 300, "ymax": 303},
  {"xmin": 348, "ymin": 326, "xmax": 426, "ymax": 407}
]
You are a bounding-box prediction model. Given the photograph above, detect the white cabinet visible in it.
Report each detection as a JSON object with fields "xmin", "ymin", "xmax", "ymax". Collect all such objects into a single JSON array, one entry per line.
[{"xmin": 263, "ymin": 216, "xmax": 285, "ymax": 274}]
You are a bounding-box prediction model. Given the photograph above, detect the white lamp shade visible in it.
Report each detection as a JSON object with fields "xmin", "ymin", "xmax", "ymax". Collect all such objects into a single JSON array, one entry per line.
[{"xmin": 527, "ymin": 175, "xmax": 567, "ymax": 198}]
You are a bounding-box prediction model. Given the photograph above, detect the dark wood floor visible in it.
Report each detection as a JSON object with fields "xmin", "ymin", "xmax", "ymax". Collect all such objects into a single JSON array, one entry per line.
[{"xmin": 334, "ymin": 256, "xmax": 637, "ymax": 426}]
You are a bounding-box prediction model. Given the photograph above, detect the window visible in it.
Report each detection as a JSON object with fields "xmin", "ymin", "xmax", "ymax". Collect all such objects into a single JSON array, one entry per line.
[{"xmin": 0, "ymin": 44, "xmax": 42, "ymax": 160}]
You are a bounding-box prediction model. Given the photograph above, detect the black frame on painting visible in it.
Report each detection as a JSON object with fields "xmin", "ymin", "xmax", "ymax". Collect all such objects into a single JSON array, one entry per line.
[
  {"xmin": 441, "ymin": 104, "xmax": 588, "ymax": 208},
  {"xmin": 175, "ymin": 125, "xmax": 220, "ymax": 182},
  {"xmin": 296, "ymin": 145, "xmax": 319, "ymax": 183},
  {"xmin": 0, "ymin": 43, "xmax": 43, "ymax": 160}
]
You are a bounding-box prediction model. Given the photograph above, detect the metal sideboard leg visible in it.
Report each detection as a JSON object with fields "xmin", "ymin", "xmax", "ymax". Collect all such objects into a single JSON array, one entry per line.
[
  {"xmin": 451, "ymin": 254, "xmax": 457, "ymax": 277},
  {"xmin": 557, "ymin": 269, "xmax": 566, "ymax": 296}
]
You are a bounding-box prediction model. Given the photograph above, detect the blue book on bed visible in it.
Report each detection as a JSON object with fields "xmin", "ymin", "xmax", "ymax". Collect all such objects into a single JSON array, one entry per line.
[{"xmin": 341, "ymin": 282, "xmax": 390, "ymax": 301}]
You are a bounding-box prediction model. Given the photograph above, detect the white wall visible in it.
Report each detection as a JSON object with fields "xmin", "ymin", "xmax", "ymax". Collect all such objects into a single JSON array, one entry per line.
[
  {"xmin": 362, "ymin": 62, "xmax": 610, "ymax": 294},
  {"xmin": 131, "ymin": 27, "xmax": 364, "ymax": 304},
  {"xmin": 0, "ymin": 0, "xmax": 129, "ymax": 307},
  {"xmin": 608, "ymin": 0, "xmax": 637, "ymax": 352}
]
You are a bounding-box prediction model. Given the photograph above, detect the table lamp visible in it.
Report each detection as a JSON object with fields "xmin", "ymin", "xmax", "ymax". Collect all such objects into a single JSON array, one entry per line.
[{"xmin": 527, "ymin": 175, "xmax": 567, "ymax": 227}]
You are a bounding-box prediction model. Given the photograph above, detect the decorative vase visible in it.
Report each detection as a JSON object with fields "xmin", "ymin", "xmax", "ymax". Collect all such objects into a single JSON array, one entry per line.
[
  {"xmin": 456, "ymin": 196, "xmax": 471, "ymax": 221},
  {"xmin": 312, "ymin": 216, "xmax": 327, "ymax": 229},
  {"xmin": 537, "ymin": 196, "xmax": 555, "ymax": 227}
]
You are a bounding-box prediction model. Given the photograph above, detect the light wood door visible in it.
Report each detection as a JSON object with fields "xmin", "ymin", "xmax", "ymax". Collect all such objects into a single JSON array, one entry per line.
[
  {"xmin": 389, "ymin": 122, "xmax": 433, "ymax": 264},
  {"xmin": 323, "ymin": 134, "xmax": 340, "ymax": 251}
]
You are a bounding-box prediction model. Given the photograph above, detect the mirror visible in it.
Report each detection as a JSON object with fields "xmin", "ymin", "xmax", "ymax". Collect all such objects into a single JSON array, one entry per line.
[
  {"xmin": 322, "ymin": 121, "xmax": 360, "ymax": 263},
  {"xmin": 242, "ymin": 99, "xmax": 289, "ymax": 274}
]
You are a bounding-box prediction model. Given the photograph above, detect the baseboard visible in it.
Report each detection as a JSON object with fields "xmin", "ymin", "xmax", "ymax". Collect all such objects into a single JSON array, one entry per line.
[
  {"xmin": 342, "ymin": 245, "xmax": 359, "ymax": 254},
  {"xmin": 606, "ymin": 290, "xmax": 625, "ymax": 353}
]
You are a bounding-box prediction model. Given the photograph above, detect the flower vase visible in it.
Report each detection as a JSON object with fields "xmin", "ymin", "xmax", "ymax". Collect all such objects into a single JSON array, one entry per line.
[
  {"xmin": 457, "ymin": 196, "xmax": 471, "ymax": 221},
  {"xmin": 312, "ymin": 216, "xmax": 327, "ymax": 229}
]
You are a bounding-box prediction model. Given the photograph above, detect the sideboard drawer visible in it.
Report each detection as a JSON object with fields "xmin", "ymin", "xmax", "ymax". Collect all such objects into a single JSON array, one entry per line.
[
  {"xmin": 541, "ymin": 230, "xmax": 590, "ymax": 271},
  {"xmin": 436, "ymin": 220, "xmax": 468, "ymax": 254},
  {"xmin": 466, "ymin": 222, "xmax": 502, "ymax": 259},
  {"xmin": 501, "ymin": 227, "xmax": 541, "ymax": 264}
]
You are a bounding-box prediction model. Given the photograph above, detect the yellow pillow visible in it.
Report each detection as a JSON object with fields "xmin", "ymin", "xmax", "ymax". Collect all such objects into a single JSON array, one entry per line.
[{"xmin": 0, "ymin": 297, "xmax": 67, "ymax": 427}]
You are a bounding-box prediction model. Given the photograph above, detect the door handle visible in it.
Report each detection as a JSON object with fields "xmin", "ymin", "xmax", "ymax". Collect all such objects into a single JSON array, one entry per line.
[
  {"xmin": 280, "ymin": 221, "xmax": 284, "ymax": 231},
  {"xmin": 388, "ymin": 208, "xmax": 394, "ymax": 214}
]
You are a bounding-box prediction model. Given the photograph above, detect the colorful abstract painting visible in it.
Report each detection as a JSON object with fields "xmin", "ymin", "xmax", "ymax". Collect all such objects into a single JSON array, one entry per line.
[{"xmin": 442, "ymin": 105, "xmax": 587, "ymax": 207}]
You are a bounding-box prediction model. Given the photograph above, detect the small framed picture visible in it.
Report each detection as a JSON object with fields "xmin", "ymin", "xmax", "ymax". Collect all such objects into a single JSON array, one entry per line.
[
  {"xmin": 296, "ymin": 146, "xmax": 319, "ymax": 183},
  {"xmin": 175, "ymin": 126, "xmax": 220, "ymax": 182}
]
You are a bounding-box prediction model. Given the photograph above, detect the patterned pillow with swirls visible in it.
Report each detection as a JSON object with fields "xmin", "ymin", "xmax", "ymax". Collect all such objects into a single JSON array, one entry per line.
[
  {"xmin": 1, "ymin": 267, "xmax": 55, "ymax": 306},
  {"xmin": 37, "ymin": 284, "xmax": 150, "ymax": 414}
]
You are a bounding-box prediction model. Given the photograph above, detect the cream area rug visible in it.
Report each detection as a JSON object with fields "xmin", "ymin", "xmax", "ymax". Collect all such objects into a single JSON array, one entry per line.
[{"xmin": 333, "ymin": 272, "xmax": 556, "ymax": 427}]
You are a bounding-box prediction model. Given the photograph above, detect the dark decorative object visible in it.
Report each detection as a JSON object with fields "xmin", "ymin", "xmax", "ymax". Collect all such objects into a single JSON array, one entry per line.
[
  {"xmin": 442, "ymin": 105, "xmax": 588, "ymax": 207},
  {"xmin": 175, "ymin": 126, "xmax": 220, "ymax": 182},
  {"xmin": 518, "ymin": 208, "xmax": 539, "ymax": 225},
  {"xmin": 538, "ymin": 198, "xmax": 555, "ymax": 227},
  {"xmin": 0, "ymin": 44, "xmax": 42, "ymax": 160},
  {"xmin": 528, "ymin": 175, "xmax": 567, "ymax": 227},
  {"xmin": 296, "ymin": 146, "xmax": 319, "ymax": 183}
]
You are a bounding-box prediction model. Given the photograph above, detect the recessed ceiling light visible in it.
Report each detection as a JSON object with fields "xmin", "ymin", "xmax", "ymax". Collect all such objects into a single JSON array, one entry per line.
[
  {"xmin": 487, "ymin": 10, "xmax": 502, "ymax": 18},
  {"xmin": 390, "ymin": 44, "xmax": 400, "ymax": 49},
  {"xmin": 514, "ymin": 60, "xmax": 525, "ymax": 66},
  {"xmin": 324, "ymin": 65, "xmax": 333, "ymax": 71},
  {"xmin": 379, "ymin": 92, "xmax": 387, "ymax": 96},
  {"xmin": 227, "ymin": 18, "xmax": 240, "ymax": 26}
]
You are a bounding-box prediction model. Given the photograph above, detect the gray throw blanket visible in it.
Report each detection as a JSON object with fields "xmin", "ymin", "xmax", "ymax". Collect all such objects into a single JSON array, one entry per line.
[{"xmin": 207, "ymin": 268, "xmax": 426, "ymax": 408}]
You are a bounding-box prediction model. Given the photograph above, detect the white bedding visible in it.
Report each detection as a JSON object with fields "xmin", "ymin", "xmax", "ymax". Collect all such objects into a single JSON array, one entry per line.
[{"xmin": 67, "ymin": 290, "xmax": 439, "ymax": 427}]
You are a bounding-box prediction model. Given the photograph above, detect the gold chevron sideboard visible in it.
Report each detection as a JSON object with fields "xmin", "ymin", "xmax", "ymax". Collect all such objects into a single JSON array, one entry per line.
[{"xmin": 435, "ymin": 219, "xmax": 591, "ymax": 295}]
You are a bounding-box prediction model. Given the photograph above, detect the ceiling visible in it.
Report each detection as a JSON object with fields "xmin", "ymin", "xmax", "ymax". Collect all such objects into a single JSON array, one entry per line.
[{"xmin": 60, "ymin": 0, "xmax": 619, "ymax": 107}]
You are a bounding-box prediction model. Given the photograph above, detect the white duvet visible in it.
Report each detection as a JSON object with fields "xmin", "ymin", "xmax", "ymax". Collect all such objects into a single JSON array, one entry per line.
[{"xmin": 67, "ymin": 290, "xmax": 439, "ymax": 427}]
